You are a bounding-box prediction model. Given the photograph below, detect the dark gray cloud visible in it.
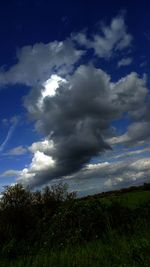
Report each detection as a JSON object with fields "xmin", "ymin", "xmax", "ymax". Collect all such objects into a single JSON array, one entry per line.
[
  {"xmin": 21, "ymin": 65, "xmax": 148, "ymax": 187},
  {"xmin": 23, "ymin": 66, "xmax": 113, "ymax": 186}
]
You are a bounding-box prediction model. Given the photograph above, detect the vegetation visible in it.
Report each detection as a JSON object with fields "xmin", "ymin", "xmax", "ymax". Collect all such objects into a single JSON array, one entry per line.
[{"xmin": 0, "ymin": 182, "xmax": 150, "ymax": 266}]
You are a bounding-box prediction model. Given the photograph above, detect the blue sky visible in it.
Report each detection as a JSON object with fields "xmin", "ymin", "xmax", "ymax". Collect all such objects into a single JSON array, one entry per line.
[{"xmin": 0, "ymin": 0, "xmax": 150, "ymax": 196}]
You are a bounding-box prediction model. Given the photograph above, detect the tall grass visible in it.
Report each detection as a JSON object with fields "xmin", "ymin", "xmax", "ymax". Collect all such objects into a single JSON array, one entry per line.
[
  {"xmin": 1, "ymin": 229, "xmax": 150, "ymax": 267},
  {"xmin": 0, "ymin": 184, "xmax": 149, "ymax": 267},
  {"xmin": 111, "ymin": 190, "xmax": 150, "ymax": 208}
]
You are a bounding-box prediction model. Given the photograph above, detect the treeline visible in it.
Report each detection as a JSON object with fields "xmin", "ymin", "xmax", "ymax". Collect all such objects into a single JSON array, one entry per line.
[
  {"xmin": 0, "ymin": 183, "xmax": 150, "ymax": 259},
  {"xmin": 0, "ymin": 183, "xmax": 76, "ymax": 258}
]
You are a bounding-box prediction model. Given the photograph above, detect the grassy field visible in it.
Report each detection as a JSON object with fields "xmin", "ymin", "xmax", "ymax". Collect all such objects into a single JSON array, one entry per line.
[
  {"xmin": 1, "ymin": 229, "xmax": 150, "ymax": 267},
  {"xmin": 0, "ymin": 184, "xmax": 150, "ymax": 267},
  {"xmin": 101, "ymin": 190, "xmax": 150, "ymax": 208}
]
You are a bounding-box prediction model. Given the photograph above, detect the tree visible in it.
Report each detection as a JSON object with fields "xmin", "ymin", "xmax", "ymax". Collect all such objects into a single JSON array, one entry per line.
[{"xmin": 0, "ymin": 184, "xmax": 34, "ymax": 241}]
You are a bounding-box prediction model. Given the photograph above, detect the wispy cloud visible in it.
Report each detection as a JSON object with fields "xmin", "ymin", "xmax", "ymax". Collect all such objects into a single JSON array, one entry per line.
[
  {"xmin": 0, "ymin": 116, "xmax": 19, "ymax": 153},
  {"xmin": 72, "ymin": 13, "xmax": 132, "ymax": 59},
  {"xmin": 117, "ymin": 57, "xmax": 133, "ymax": 67},
  {"xmin": 5, "ymin": 145, "xmax": 27, "ymax": 156},
  {"xmin": 0, "ymin": 169, "xmax": 20, "ymax": 178}
]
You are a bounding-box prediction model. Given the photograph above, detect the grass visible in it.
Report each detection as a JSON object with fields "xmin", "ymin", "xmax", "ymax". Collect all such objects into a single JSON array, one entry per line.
[
  {"xmin": 0, "ymin": 184, "xmax": 150, "ymax": 267},
  {"xmin": 1, "ymin": 229, "xmax": 150, "ymax": 267},
  {"xmin": 114, "ymin": 190, "xmax": 150, "ymax": 208},
  {"xmin": 100, "ymin": 189, "xmax": 150, "ymax": 209}
]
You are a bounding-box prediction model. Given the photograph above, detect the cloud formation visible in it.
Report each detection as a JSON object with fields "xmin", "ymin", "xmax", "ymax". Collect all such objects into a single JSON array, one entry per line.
[
  {"xmin": 0, "ymin": 169, "xmax": 20, "ymax": 178},
  {"xmin": 0, "ymin": 13, "xmax": 149, "ymax": 192},
  {"xmin": 103, "ymin": 157, "xmax": 150, "ymax": 189},
  {"xmin": 18, "ymin": 151, "xmax": 55, "ymax": 184},
  {"xmin": 107, "ymin": 121, "xmax": 150, "ymax": 147},
  {"xmin": 63, "ymin": 153, "xmax": 150, "ymax": 195},
  {"xmin": 0, "ymin": 40, "xmax": 84, "ymax": 87},
  {"xmin": 0, "ymin": 13, "xmax": 132, "ymax": 89},
  {"xmin": 73, "ymin": 13, "xmax": 132, "ymax": 59},
  {"xmin": 118, "ymin": 57, "xmax": 133, "ymax": 67},
  {"xmin": 2, "ymin": 146, "xmax": 150, "ymax": 195},
  {"xmin": 17, "ymin": 65, "xmax": 147, "ymax": 188},
  {"xmin": 6, "ymin": 145, "xmax": 27, "ymax": 156}
]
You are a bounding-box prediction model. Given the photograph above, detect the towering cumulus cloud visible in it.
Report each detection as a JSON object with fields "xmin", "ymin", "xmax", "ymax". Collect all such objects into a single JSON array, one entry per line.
[
  {"xmin": 23, "ymin": 66, "xmax": 111, "ymax": 186},
  {"xmin": 21, "ymin": 65, "xmax": 147, "ymax": 187}
]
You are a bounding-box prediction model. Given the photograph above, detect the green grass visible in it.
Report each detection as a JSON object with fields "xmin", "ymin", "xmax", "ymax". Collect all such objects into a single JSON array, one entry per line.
[
  {"xmin": 102, "ymin": 190, "xmax": 150, "ymax": 208},
  {"xmin": 1, "ymin": 229, "xmax": 150, "ymax": 267},
  {"xmin": 0, "ymin": 184, "xmax": 150, "ymax": 267}
]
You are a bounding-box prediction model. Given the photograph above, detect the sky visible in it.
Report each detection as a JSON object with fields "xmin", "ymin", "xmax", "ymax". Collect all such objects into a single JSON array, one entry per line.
[{"xmin": 0, "ymin": 0, "xmax": 150, "ymax": 196}]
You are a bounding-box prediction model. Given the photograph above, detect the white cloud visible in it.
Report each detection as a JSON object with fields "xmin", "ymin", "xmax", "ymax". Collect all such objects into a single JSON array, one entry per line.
[
  {"xmin": 0, "ymin": 139, "xmax": 55, "ymax": 184},
  {"xmin": 131, "ymin": 157, "xmax": 150, "ymax": 171},
  {"xmin": 103, "ymin": 157, "xmax": 150, "ymax": 189},
  {"xmin": 86, "ymin": 161, "xmax": 109, "ymax": 170},
  {"xmin": 73, "ymin": 13, "xmax": 132, "ymax": 59},
  {"xmin": 28, "ymin": 139, "xmax": 54, "ymax": 154},
  {"xmin": 0, "ymin": 169, "xmax": 20, "ymax": 177},
  {"xmin": 64, "ymin": 156, "xmax": 150, "ymax": 194},
  {"xmin": 0, "ymin": 40, "xmax": 83, "ymax": 87},
  {"xmin": 42, "ymin": 75, "xmax": 66, "ymax": 98},
  {"xmin": 27, "ymin": 151, "xmax": 55, "ymax": 172},
  {"xmin": 38, "ymin": 74, "xmax": 67, "ymax": 109},
  {"xmin": 118, "ymin": 57, "xmax": 133, "ymax": 67},
  {"xmin": 110, "ymin": 72, "xmax": 147, "ymax": 113},
  {"xmin": 107, "ymin": 121, "xmax": 150, "ymax": 147},
  {"xmin": 112, "ymin": 146, "xmax": 150, "ymax": 160},
  {"xmin": 6, "ymin": 145, "xmax": 27, "ymax": 156},
  {"xmin": 0, "ymin": 13, "xmax": 133, "ymax": 91},
  {"xmin": 17, "ymin": 151, "xmax": 55, "ymax": 184},
  {"xmin": 0, "ymin": 12, "xmax": 132, "ymax": 92},
  {"xmin": 1, "ymin": 150, "xmax": 150, "ymax": 195}
]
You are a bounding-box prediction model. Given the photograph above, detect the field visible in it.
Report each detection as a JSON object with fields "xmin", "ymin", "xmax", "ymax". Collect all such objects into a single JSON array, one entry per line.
[
  {"xmin": 0, "ymin": 183, "xmax": 150, "ymax": 267},
  {"xmin": 100, "ymin": 189, "xmax": 150, "ymax": 208},
  {"xmin": 1, "ymin": 230, "xmax": 150, "ymax": 267}
]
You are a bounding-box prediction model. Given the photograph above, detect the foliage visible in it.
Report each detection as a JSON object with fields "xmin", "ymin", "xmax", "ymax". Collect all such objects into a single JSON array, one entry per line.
[
  {"xmin": 0, "ymin": 230, "xmax": 150, "ymax": 267},
  {"xmin": 0, "ymin": 182, "xmax": 149, "ymax": 266}
]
